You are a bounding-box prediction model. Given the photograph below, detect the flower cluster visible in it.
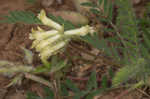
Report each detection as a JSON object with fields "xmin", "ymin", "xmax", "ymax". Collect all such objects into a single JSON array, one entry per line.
[{"xmin": 30, "ymin": 10, "xmax": 94, "ymax": 60}]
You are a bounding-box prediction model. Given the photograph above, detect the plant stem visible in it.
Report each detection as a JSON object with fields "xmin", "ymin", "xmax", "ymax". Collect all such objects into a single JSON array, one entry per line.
[
  {"xmin": 109, "ymin": 22, "xmax": 128, "ymax": 50},
  {"xmin": 25, "ymin": 73, "xmax": 53, "ymax": 88}
]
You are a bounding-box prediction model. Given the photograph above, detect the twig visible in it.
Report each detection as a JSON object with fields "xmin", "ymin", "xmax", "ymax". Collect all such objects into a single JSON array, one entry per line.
[
  {"xmin": 139, "ymin": 86, "xmax": 147, "ymax": 98},
  {"xmin": 70, "ymin": 42, "xmax": 98, "ymax": 58},
  {"xmin": 114, "ymin": 89, "xmax": 130, "ymax": 99},
  {"xmin": 69, "ymin": 43, "xmax": 121, "ymax": 67},
  {"xmin": 67, "ymin": 76, "xmax": 89, "ymax": 81},
  {"xmin": 136, "ymin": 88, "xmax": 150, "ymax": 98},
  {"xmin": 6, "ymin": 24, "xmax": 17, "ymax": 44},
  {"xmin": 109, "ymin": 22, "xmax": 128, "ymax": 50},
  {"xmin": 25, "ymin": 73, "xmax": 53, "ymax": 89}
]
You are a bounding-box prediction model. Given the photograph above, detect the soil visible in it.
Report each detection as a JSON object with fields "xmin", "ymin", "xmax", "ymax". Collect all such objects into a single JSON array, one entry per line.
[
  {"xmin": 0, "ymin": 0, "xmax": 149, "ymax": 99},
  {"xmin": 0, "ymin": 0, "xmax": 31, "ymax": 62}
]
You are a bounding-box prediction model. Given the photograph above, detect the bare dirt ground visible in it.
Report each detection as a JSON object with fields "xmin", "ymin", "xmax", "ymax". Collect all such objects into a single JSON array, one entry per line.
[
  {"xmin": 0, "ymin": 0, "xmax": 32, "ymax": 62},
  {"xmin": 0, "ymin": 0, "xmax": 149, "ymax": 99}
]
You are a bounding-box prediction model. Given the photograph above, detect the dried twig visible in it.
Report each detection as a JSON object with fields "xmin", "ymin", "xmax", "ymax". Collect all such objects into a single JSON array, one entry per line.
[
  {"xmin": 25, "ymin": 73, "xmax": 53, "ymax": 88},
  {"xmin": 136, "ymin": 88, "xmax": 150, "ymax": 98}
]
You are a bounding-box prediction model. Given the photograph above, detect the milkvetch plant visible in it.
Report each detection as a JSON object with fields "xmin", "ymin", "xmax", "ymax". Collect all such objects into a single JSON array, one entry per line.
[{"xmin": 30, "ymin": 10, "xmax": 94, "ymax": 61}]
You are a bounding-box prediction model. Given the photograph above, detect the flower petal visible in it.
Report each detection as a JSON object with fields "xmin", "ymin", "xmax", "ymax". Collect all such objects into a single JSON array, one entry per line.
[
  {"xmin": 40, "ymin": 40, "xmax": 67, "ymax": 59},
  {"xmin": 35, "ymin": 34, "xmax": 62, "ymax": 52},
  {"xmin": 31, "ymin": 30, "xmax": 59, "ymax": 41}
]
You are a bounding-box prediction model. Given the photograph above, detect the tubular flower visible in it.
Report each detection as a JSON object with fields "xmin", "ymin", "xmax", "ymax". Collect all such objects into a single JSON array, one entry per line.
[
  {"xmin": 35, "ymin": 34, "xmax": 62, "ymax": 52},
  {"xmin": 64, "ymin": 25, "xmax": 94, "ymax": 36},
  {"xmin": 30, "ymin": 10, "xmax": 94, "ymax": 60},
  {"xmin": 37, "ymin": 10, "xmax": 63, "ymax": 32},
  {"xmin": 40, "ymin": 39, "xmax": 69, "ymax": 60}
]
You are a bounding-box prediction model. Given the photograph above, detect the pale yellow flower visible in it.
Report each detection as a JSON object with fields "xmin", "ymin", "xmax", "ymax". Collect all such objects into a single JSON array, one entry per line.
[
  {"xmin": 30, "ymin": 10, "xmax": 95, "ymax": 60},
  {"xmin": 38, "ymin": 10, "xmax": 63, "ymax": 32},
  {"xmin": 40, "ymin": 40, "xmax": 68, "ymax": 60},
  {"xmin": 31, "ymin": 29, "xmax": 59, "ymax": 41},
  {"xmin": 64, "ymin": 25, "xmax": 94, "ymax": 36},
  {"xmin": 35, "ymin": 34, "xmax": 62, "ymax": 52}
]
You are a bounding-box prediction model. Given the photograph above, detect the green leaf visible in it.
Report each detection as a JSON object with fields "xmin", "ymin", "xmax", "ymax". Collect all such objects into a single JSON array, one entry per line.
[
  {"xmin": 90, "ymin": 8, "xmax": 101, "ymax": 15},
  {"xmin": 140, "ymin": 44, "xmax": 150, "ymax": 59},
  {"xmin": 0, "ymin": 11, "xmax": 41, "ymax": 24},
  {"xmin": 73, "ymin": 91, "xmax": 88, "ymax": 99},
  {"xmin": 21, "ymin": 47, "xmax": 33, "ymax": 64},
  {"xmin": 50, "ymin": 60, "xmax": 67, "ymax": 73},
  {"xmin": 33, "ymin": 65, "xmax": 49, "ymax": 73},
  {"xmin": 111, "ymin": 47, "xmax": 120, "ymax": 60},
  {"xmin": 98, "ymin": 0, "xmax": 103, "ymax": 5},
  {"xmin": 81, "ymin": 33, "xmax": 112, "ymax": 56},
  {"xmin": 108, "ymin": 67, "xmax": 114, "ymax": 78},
  {"xmin": 103, "ymin": 0, "xmax": 108, "ymax": 13},
  {"xmin": 26, "ymin": 92, "xmax": 42, "ymax": 99},
  {"xmin": 65, "ymin": 79, "xmax": 80, "ymax": 93},
  {"xmin": 108, "ymin": 1, "xmax": 113, "ymax": 21},
  {"xmin": 143, "ymin": 34, "xmax": 150, "ymax": 49},
  {"xmin": 86, "ymin": 71, "xmax": 97, "ymax": 90},
  {"xmin": 103, "ymin": 28, "xmax": 115, "ymax": 33},
  {"xmin": 98, "ymin": 17, "xmax": 110, "ymax": 23},
  {"xmin": 112, "ymin": 58, "xmax": 148, "ymax": 86},
  {"xmin": 81, "ymin": 2, "xmax": 97, "ymax": 7},
  {"xmin": 86, "ymin": 89, "xmax": 103, "ymax": 99},
  {"xmin": 61, "ymin": 83, "xmax": 69, "ymax": 96},
  {"xmin": 44, "ymin": 87, "xmax": 54, "ymax": 99},
  {"xmin": 26, "ymin": 0, "xmax": 37, "ymax": 4},
  {"xmin": 101, "ymin": 75, "xmax": 108, "ymax": 89}
]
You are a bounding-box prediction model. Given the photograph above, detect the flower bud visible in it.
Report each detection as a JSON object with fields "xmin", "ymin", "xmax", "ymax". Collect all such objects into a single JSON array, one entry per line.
[
  {"xmin": 64, "ymin": 25, "xmax": 94, "ymax": 36},
  {"xmin": 30, "ymin": 28, "xmax": 59, "ymax": 41},
  {"xmin": 38, "ymin": 10, "xmax": 63, "ymax": 31}
]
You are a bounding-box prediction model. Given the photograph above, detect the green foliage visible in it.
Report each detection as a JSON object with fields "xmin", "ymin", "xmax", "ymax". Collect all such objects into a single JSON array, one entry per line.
[
  {"xmin": 111, "ymin": 0, "xmax": 150, "ymax": 86},
  {"xmin": 0, "ymin": 11, "xmax": 41, "ymax": 24},
  {"xmin": 108, "ymin": 67, "xmax": 114, "ymax": 78},
  {"xmin": 26, "ymin": 0, "xmax": 37, "ymax": 4},
  {"xmin": 116, "ymin": 0, "xmax": 139, "ymax": 58},
  {"xmin": 34, "ymin": 56, "xmax": 68, "ymax": 74},
  {"xmin": 81, "ymin": 2, "xmax": 97, "ymax": 8},
  {"xmin": 65, "ymin": 79, "xmax": 80, "ymax": 93},
  {"xmin": 112, "ymin": 58, "xmax": 150, "ymax": 86},
  {"xmin": 82, "ymin": 33, "xmax": 113, "ymax": 56},
  {"xmin": 81, "ymin": 0, "xmax": 114, "ymax": 22},
  {"xmin": 80, "ymin": 0, "xmax": 150, "ymax": 88},
  {"xmin": 26, "ymin": 87, "xmax": 54, "ymax": 99},
  {"xmin": 21, "ymin": 47, "xmax": 33, "ymax": 64},
  {"xmin": 2, "ymin": 0, "xmax": 150, "ymax": 97},
  {"xmin": 101, "ymin": 75, "xmax": 108, "ymax": 89},
  {"xmin": 64, "ymin": 71, "xmax": 109, "ymax": 99},
  {"xmin": 26, "ymin": 71, "xmax": 109, "ymax": 99},
  {"xmin": 86, "ymin": 71, "xmax": 97, "ymax": 90},
  {"xmin": 27, "ymin": 92, "xmax": 42, "ymax": 99}
]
